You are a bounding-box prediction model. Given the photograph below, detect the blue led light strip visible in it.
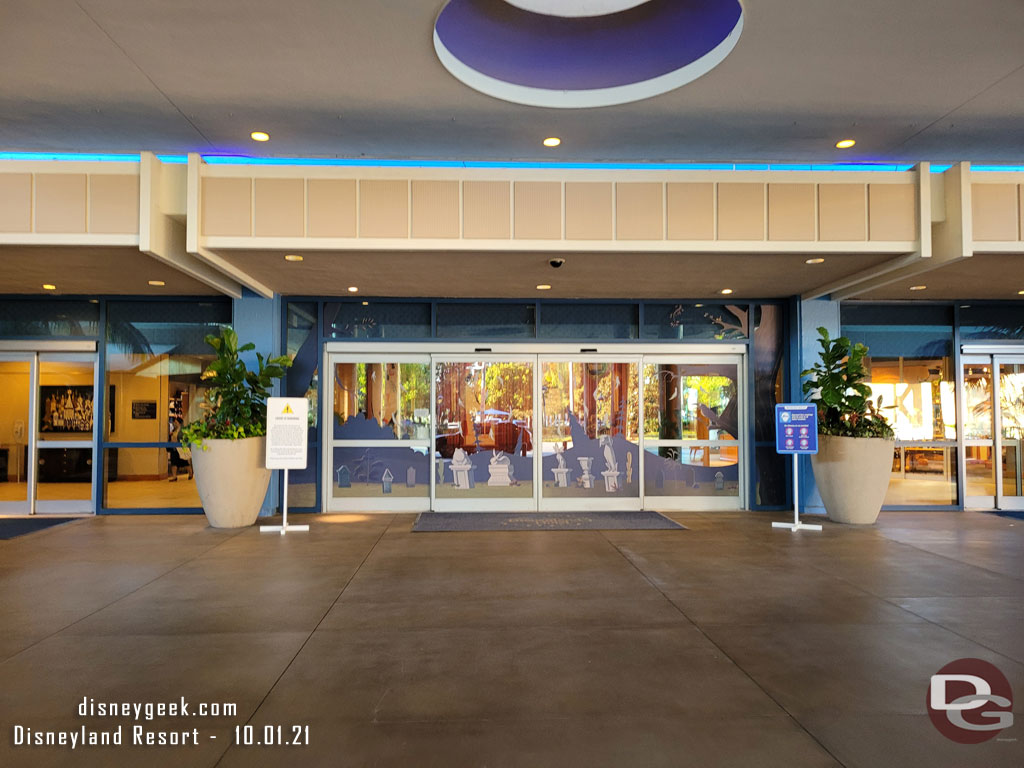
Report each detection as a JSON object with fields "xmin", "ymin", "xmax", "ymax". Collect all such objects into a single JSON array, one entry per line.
[{"xmin": 1, "ymin": 152, "xmax": 1022, "ymax": 173}]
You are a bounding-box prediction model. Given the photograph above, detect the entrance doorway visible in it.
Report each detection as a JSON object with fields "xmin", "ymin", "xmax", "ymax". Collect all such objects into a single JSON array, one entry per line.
[
  {"xmin": 962, "ymin": 349, "xmax": 1024, "ymax": 510},
  {"xmin": 323, "ymin": 343, "xmax": 746, "ymax": 513},
  {"xmin": 0, "ymin": 344, "xmax": 99, "ymax": 515}
]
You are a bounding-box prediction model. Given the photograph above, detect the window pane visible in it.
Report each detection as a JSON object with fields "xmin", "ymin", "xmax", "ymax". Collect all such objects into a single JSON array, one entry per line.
[
  {"xmin": 104, "ymin": 301, "xmax": 230, "ymax": 443},
  {"xmin": 0, "ymin": 361, "xmax": 30, "ymax": 504},
  {"xmin": 642, "ymin": 303, "xmax": 748, "ymax": 340},
  {"xmin": 960, "ymin": 306, "xmax": 1024, "ymax": 341},
  {"xmin": 642, "ymin": 363, "xmax": 738, "ymax": 440},
  {"xmin": 842, "ymin": 306, "xmax": 955, "ymax": 441},
  {"xmin": 436, "ymin": 303, "xmax": 535, "ymax": 338},
  {"xmin": 884, "ymin": 447, "xmax": 958, "ymax": 506},
  {"xmin": 0, "ymin": 299, "xmax": 99, "ymax": 337},
  {"xmin": 325, "ymin": 302, "xmax": 430, "ymax": 339},
  {"xmin": 103, "ymin": 447, "xmax": 201, "ymax": 508},
  {"xmin": 644, "ymin": 446, "xmax": 739, "ymax": 497},
  {"xmin": 333, "ymin": 362, "xmax": 430, "ymax": 440},
  {"xmin": 539, "ymin": 304, "xmax": 638, "ymax": 339}
]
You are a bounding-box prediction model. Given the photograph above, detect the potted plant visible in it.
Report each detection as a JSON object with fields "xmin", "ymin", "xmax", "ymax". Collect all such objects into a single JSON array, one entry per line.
[
  {"xmin": 802, "ymin": 327, "xmax": 895, "ymax": 525},
  {"xmin": 181, "ymin": 327, "xmax": 292, "ymax": 528}
]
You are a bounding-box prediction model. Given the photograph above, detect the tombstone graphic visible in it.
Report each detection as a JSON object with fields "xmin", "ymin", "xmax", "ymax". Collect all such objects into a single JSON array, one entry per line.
[
  {"xmin": 577, "ymin": 456, "xmax": 595, "ymax": 489},
  {"xmin": 487, "ymin": 451, "xmax": 514, "ymax": 486},
  {"xmin": 449, "ymin": 448, "xmax": 475, "ymax": 490},
  {"xmin": 715, "ymin": 471, "xmax": 725, "ymax": 491},
  {"xmin": 382, "ymin": 468, "xmax": 394, "ymax": 494},
  {"xmin": 406, "ymin": 466, "xmax": 416, "ymax": 488},
  {"xmin": 335, "ymin": 465, "xmax": 351, "ymax": 488}
]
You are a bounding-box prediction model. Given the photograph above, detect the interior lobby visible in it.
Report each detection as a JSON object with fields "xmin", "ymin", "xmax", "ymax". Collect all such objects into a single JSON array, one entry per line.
[{"xmin": 1, "ymin": 1, "xmax": 1023, "ymax": 766}]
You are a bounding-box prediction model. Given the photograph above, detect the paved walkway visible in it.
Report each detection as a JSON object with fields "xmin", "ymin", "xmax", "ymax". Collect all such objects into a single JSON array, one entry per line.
[{"xmin": 0, "ymin": 511, "xmax": 1022, "ymax": 767}]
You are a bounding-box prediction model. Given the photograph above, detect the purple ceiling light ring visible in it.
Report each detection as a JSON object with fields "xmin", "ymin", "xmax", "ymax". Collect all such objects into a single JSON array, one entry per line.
[{"xmin": 434, "ymin": 0, "xmax": 743, "ymax": 108}]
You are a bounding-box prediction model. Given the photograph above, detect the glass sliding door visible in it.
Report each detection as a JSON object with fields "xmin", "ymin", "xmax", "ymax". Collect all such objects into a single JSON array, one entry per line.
[
  {"xmin": 325, "ymin": 354, "xmax": 432, "ymax": 511},
  {"xmin": 961, "ymin": 354, "xmax": 1024, "ymax": 510},
  {"xmin": 538, "ymin": 357, "xmax": 641, "ymax": 511},
  {"xmin": 433, "ymin": 356, "xmax": 536, "ymax": 511},
  {"xmin": 996, "ymin": 358, "xmax": 1024, "ymax": 510},
  {"xmin": 642, "ymin": 355, "xmax": 744, "ymax": 510},
  {"xmin": 0, "ymin": 355, "xmax": 32, "ymax": 514},
  {"xmin": 35, "ymin": 354, "xmax": 99, "ymax": 514}
]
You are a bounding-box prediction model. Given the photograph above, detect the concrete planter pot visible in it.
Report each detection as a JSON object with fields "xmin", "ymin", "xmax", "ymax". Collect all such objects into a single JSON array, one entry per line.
[
  {"xmin": 190, "ymin": 436, "xmax": 270, "ymax": 529},
  {"xmin": 810, "ymin": 434, "xmax": 894, "ymax": 525}
]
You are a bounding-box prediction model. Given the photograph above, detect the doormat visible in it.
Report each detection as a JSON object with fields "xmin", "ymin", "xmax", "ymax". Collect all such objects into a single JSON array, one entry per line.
[
  {"xmin": 0, "ymin": 517, "xmax": 77, "ymax": 540},
  {"xmin": 412, "ymin": 511, "xmax": 685, "ymax": 532}
]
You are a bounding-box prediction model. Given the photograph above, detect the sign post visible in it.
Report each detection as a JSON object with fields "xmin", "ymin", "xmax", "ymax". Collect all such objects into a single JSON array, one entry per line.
[
  {"xmin": 772, "ymin": 403, "xmax": 823, "ymax": 532},
  {"xmin": 261, "ymin": 397, "xmax": 309, "ymax": 535}
]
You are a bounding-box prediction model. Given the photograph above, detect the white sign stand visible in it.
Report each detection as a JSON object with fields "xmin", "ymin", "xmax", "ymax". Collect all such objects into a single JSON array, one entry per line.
[
  {"xmin": 262, "ymin": 397, "xmax": 309, "ymax": 535},
  {"xmin": 772, "ymin": 456, "xmax": 822, "ymax": 532}
]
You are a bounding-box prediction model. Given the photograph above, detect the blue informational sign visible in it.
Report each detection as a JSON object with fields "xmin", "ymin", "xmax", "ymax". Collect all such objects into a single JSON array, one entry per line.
[{"xmin": 775, "ymin": 404, "xmax": 819, "ymax": 454}]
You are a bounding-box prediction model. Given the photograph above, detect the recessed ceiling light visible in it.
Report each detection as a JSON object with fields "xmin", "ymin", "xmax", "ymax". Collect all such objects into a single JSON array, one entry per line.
[
  {"xmin": 542, "ymin": 137, "xmax": 561, "ymax": 147},
  {"xmin": 347, "ymin": 286, "xmax": 359, "ymax": 293},
  {"xmin": 284, "ymin": 254, "xmax": 303, "ymax": 262},
  {"xmin": 694, "ymin": 304, "xmax": 703, "ymax": 308},
  {"xmin": 89, "ymin": 299, "xmax": 99, "ymax": 304},
  {"xmin": 805, "ymin": 258, "xmax": 825, "ymax": 264},
  {"xmin": 536, "ymin": 284, "xmax": 552, "ymax": 290},
  {"xmin": 42, "ymin": 284, "xmax": 56, "ymax": 290},
  {"xmin": 361, "ymin": 301, "xmax": 369, "ymax": 306},
  {"xmin": 1018, "ymin": 290, "xmax": 1024, "ymax": 295},
  {"xmin": 909, "ymin": 285, "xmax": 927, "ymax": 291},
  {"xmin": 720, "ymin": 288, "xmax": 733, "ymax": 295},
  {"xmin": 835, "ymin": 139, "xmax": 856, "ymax": 149},
  {"xmin": 250, "ymin": 131, "xmax": 270, "ymax": 142},
  {"xmin": 148, "ymin": 280, "xmax": 165, "ymax": 287}
]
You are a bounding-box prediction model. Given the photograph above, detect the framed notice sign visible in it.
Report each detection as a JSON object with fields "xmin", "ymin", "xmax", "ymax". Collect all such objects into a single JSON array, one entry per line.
[
  {"xmin": 775, "ymin": 404, "xmax": 818, "ymax": 455},
  {"xmin": 266, "ymin": 397, "xmax": 309, "ymax": 470}
]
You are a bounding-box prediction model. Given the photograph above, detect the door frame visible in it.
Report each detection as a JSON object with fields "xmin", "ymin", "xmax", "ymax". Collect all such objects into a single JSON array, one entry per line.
[
  {"xmin": 322, "ymin": 342, "xmax": 748, "ymax": 513},
  {"xmin": 960, "ymin": 345, "xmax": 1024, "ymax": 511},
  {"xmin": 0, "ymin": 341, "xmax": 99, "ymax": 516}
]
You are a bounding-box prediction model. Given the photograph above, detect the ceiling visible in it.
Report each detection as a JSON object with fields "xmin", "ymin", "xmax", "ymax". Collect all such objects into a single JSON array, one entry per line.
[
  {"xmin": 2, "ymin": 0, "xmax": 1024, "ymax": 163},
  {"xmin": 0, "ymin": 246, "xmax": 221, "ymax": 295},
  {"xmin": 218, "ymin": 249, "xmax": 893, "ymax": 299},
  {"xmin": 859, "ymin": 254, "xmax": 1024, "ymax": 301}
]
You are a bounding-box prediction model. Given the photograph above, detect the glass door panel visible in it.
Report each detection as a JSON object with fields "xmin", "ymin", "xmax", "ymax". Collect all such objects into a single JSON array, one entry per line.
[
  {"xmin": 326, "ymin": 356, "xmax": 431, "ymax": 511},
  {"xmin": 642, "ymin": 357, "xmax": 742, "ymax": 508},
  {"xmin": 0, "ymin": 357, "xmax": 32, "ymax": 513},
  {"xmin": 433, "ymin": 358, "xmax": 535, "ymax": 511},
  {"xmin": 538, "ymin": 358, "xmax": 640, "ymax": 511},
  {"xmin": 35, "ymin": 355, "xmax": 98, "ymax": 514},
  {"xmin": 962, "ymin": 359, "xmax": 995, "ymax": 508},
  {"xmin": 997, "ymin": 360, "xmax": 1024, "ymax": 508}
]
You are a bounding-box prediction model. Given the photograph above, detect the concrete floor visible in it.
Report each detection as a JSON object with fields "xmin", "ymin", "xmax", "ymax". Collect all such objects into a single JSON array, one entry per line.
[{"xmin": 0, "ymin": 510, "xmax": 1022, "ymax": 768}]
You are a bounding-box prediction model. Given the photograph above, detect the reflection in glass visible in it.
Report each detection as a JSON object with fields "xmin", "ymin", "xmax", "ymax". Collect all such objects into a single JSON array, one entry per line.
[
  {"xmin": 36, "ymin": 448, "xmax": 93, "ymax": 501},
  {"xmin": 331, "ymin": 447, "xmax": 429, "ymax": 498},
  {"xmin": 325, "ymin": 302, "xmax": 431, "ymax": 339},
  {"xmin": 963, "ymin": 365, "xmax": 992, "ymax": 440},
  {"xmin": 435, "ymin": 361, "xmax": 534, "ymax": 499},
  {"xmin": 965, "ymin": 445, "xmax": 995, "ymax": 498},
  {"xmin": 644, "ymin": 447, "xmax": 738, "ymax": 497},
  {"xmin": 540, "ymin": 361, "xmax": 638, "ymax": 499},
  {"xmin": 884, "ymin": 448, "xmax": 958, "ymax": 506},
  {"xmin": 641, "ymin": 304, "xmax": 748, "ymax": 340},
  {"xmin": 334, "ymin": 362, "xmax": 430, "ymax": 441},
  {"xmin": 753, "ymin": 304, "xmax": 786, "ymax": 505},
  {"xmin": 0, "ymin": 361, "xmax": 30, "ymax": 504},
  {"xmin": 1000, "ymin": 363, "xmax": 1023, "ymax": 498},
  {"xmin": 642, "ymin": 363, "xmax": 737, "ymax": 440},
  {"xmin": 103, "ymin": 448, "xmax": 201, "ymax": 508}
]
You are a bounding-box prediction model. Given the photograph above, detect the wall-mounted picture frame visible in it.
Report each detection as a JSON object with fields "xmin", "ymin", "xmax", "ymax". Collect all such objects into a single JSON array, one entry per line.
[{"xmin": 39, "ymin": 385, "xmax": 116, "ymax": 434}]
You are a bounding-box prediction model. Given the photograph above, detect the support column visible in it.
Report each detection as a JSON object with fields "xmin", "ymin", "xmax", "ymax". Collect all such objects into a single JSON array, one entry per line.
[
  {"xmin": 798, "ymin": 298, "xmax": 841, "ymax": 516},
  {"xmin": 233, "ymin": 289, "xmax": 283, "ymax": 516}
]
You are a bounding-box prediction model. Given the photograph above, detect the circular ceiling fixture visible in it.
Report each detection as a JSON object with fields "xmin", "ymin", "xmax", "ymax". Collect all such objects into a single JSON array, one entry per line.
[{"xmin": 434, "ymin": 0, "xmax": 744, "ymax": 108}]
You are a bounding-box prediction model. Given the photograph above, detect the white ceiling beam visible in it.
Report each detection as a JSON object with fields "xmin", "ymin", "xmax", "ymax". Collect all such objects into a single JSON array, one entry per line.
[
  {"xmin": 184, "ymin": 152, "xmax": 275, "ymax": 299},
  {"xmin": 139, "ymin": 152, "xmax": 242, "ymax": 298},
  {"xmin": 801, "ymin": 252, "xmax": 922, "ymax": 300}
]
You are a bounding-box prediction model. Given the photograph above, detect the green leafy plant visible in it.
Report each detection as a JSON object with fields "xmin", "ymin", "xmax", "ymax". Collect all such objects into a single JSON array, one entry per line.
[
  {"xmin": 801, "ymin": 327, "xmax": 894, "ymax": 439},
  {"xmin": 180, "ymin": 326, "xmax": 292, "ymax": 448}
]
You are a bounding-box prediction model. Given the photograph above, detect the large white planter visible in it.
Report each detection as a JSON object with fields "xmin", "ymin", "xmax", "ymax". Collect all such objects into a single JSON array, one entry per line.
[
  {"xmin": 190, "ymin": 436, "xmax": 271, "ymax": 528},
  {"xmin": 810, "ymin": 434, "xmax": 894, "ymax": 525}
]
